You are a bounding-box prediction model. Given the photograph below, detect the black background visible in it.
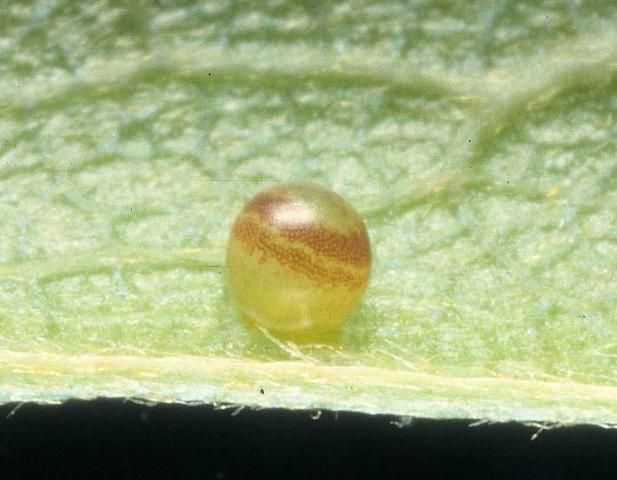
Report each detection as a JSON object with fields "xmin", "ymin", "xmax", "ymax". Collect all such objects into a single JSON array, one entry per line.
[{"xmin": 1, "ymin": 399, "xmax": 616, "ymax": 479}]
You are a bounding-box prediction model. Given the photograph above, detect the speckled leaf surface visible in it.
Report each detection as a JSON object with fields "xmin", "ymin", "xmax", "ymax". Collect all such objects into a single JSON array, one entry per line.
[{"xmin": 1, "ymin": 0, "xmax": 617, "ymax": 425}]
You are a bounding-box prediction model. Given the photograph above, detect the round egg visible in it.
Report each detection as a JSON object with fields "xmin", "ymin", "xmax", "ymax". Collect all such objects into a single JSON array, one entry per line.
[{"xmin": 225, "ymin": 182, "xmax": 371, "ymax": 336}]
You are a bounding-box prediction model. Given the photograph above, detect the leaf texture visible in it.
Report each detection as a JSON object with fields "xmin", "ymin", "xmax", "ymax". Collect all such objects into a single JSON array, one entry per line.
[{"xmin": 1, "ymin": 0, "xmax": 617, "ymax": 424}]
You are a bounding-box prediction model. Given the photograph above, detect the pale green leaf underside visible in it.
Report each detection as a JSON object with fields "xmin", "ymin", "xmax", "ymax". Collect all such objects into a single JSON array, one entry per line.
[{"xmin": 1, "ymin": 0, "xmax": 617, "ymax": 424}]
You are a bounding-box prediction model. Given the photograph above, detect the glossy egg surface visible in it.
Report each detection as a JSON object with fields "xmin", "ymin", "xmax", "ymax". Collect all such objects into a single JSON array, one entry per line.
[{"xmin": 225, "ymin": 182, "xmax": 371, "ymax": 335}]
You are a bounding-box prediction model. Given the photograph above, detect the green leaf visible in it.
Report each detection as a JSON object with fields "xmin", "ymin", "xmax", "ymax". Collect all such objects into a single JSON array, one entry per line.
[{"xmin": 1, "ymin": 0, "xmax": 617, "ymax": 425}]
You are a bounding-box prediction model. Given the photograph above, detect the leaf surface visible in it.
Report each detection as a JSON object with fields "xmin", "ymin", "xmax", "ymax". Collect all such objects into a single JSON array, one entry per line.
[{"xmin": 1, "ymin": 0, "xmax": 617, "ymax": 424}]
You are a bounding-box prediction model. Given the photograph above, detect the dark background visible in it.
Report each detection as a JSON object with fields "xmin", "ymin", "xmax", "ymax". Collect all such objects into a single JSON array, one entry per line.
[{"xmin": 0, "ymin": 399, "xmax": 616, "ymax": 479}]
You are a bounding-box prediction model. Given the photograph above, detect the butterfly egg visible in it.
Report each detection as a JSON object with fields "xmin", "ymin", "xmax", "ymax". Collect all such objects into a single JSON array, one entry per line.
[{"xmin": 225, "ymin": 182, "xmax": 371, "ymax": 336}]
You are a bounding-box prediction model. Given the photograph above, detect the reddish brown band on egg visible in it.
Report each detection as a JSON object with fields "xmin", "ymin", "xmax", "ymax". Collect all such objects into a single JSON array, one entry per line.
[
  {"xmin": 243, "ymin": 191, "xmax": 371, "ymax": 266},
  {"xmin": 230, "ymin": 190, "xmax": 371, "ymax": 290}
]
